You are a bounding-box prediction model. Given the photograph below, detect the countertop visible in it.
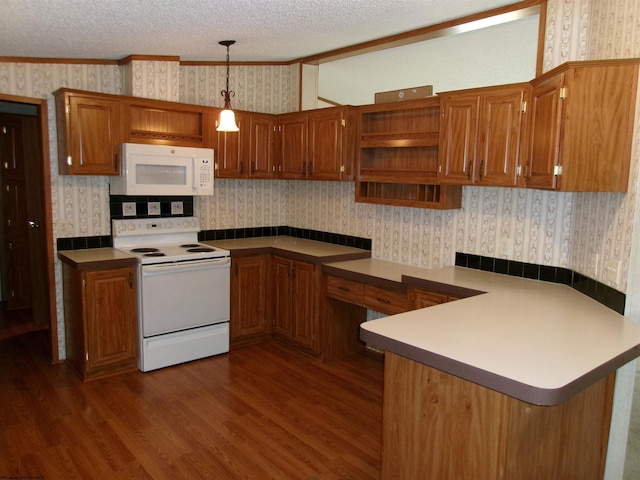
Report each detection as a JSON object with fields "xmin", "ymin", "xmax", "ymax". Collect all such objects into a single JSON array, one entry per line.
[
  {"xmin": 58, "ymin": 248, "xmax": 138, "ymax": 270},
  {"xmin": 327, "ymin": 258, "xmax": 640, "ymax": 405},
  {"xmin": 204, "ymin": 236, "xmax": 371, "ymax": 262}
]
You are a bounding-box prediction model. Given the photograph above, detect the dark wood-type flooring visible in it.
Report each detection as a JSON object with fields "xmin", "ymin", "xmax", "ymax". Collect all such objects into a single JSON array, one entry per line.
[{"xmin": 0, "ymin": 331, "xmax": 384, "ymax": 479}]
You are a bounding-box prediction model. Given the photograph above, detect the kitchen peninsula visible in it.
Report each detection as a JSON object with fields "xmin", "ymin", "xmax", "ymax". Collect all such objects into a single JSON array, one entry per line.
[{"xmin": 324, "ymin": 258, "xmax": 640, "ymax": 479}]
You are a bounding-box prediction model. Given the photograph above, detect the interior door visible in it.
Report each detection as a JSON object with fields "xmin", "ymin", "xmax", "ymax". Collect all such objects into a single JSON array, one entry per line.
[
  {"xmin": 0, "ymin": 107, "xmax": 50, "ymax": 328},
  {"xmin": 0, "ymin": 115, "xmax": 31, "ymax": 310}
]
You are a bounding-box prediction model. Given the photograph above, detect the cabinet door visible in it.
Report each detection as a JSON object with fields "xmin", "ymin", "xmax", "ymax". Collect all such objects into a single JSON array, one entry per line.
[
  {"xmin": 524, "ymin": 74, "xmax": 565, "ymax": 190},
  {"xmin": 61, "ymin": 94, "xmax": 123, "ymax": 175},
  {"xmin": 249, "ymin": 114, "xmax": 276, "ymax": 178},
  {"xmin": 476, "ymin": 87, "xmax": 526, "ymax": 187},
  {"xmin": 409, "ymin": 288, "xmax": 448, "ymax": 310},
  {"xmin": 279, "ymin": 112, "xmax": 308, "ymax": 179},
  {"xmin": 291, "ymin": 260, "xmax": 316, "ymax": 349},
  {"xmin": 308, "ymin": 108, "xmax": 345, "ymax": 180},
  {"xmin": 272, "ymin": 256, "xmax": 293, "ymax": 337},
  {"xmin": 439, "ymin": 95, "xmax": 479, "ymax": 185},
  {"xmin": 230, "ymin": 255, "xmax": 271, "ymax": 343},
  {"xmin": 215, "ymin": 111, "xmax": 248, "ymax": 178},
  {"xmin": 85, "ymin": 267, "xmax": 137, "ymax": 372}
]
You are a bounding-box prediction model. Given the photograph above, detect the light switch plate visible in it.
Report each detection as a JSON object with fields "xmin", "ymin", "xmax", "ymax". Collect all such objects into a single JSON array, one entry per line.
[
  {"xmin": 148, "ymin": 201, "xmax": 161, "ymax": 216},
  {"xmin": 171, "ymin": 201, "xmax": 184, "ymax": 215},
  {"xmin": 122, "ymin": 202, "xmax": 136, "ymax": 217}
]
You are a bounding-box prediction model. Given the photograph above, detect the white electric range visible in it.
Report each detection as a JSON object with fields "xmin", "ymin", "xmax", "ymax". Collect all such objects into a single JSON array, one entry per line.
[{"xmin": 112, "ymin": 216, "xmax": 230, "ymax": 372}]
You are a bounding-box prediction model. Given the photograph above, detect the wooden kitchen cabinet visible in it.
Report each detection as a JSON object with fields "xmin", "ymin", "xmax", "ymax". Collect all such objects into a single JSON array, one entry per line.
[
  {"xmin": 248, "ymin": 113, "xmax": 277, "ymax": 178},
  {"xmin": 524, "ymin": 59, "xmax": 639, "ymax": 191},
  {"xmin": 230, "ymin": 255, "xmax": 271, "ymax": 346},
  {"xmin": 54, "ymin": 89, "xmax": 124, "ymax": 175},
  {"xmin": 216, "ymin": 111, "xmax": 249, "ymax": 178},
  {"xmin": 216, "ymin": 111, "xmax": 277, "ymax": 179},
  {"xmin": 276, "ymin": 107, "xmax": 355, "ymax": 181},
  {"xmin": 272, "ymin": 256, "xmax": 320, "ymax": 353},
  {"xmin": 355, "ymin": 98, "xmax": 462, "ymax": 209},
  {"xmin": 278, "ymin": 111, "xmax": 308, "ymax": 179},
  {"xmin": 307, "ymin": 107, "xmax": 356, "ymax": 180},
  {"xmin": 126, "ymin": 97, "xmax": 214, "ymax": 148},
  {"xmin": 439, "ymin": 83, "xmax": 528, "ymax": 187},
  {"xmin": 61, "ymin": 262, "xmax": 138, "ymax": 381}
]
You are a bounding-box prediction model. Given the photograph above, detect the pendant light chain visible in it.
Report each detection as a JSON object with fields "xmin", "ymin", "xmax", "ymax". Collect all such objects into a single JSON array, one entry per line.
[
  {"xmin": 216, "ymin": 40, "xmax": 239, "ymax": 132},
  {"xmin": 220, "ymin": 40, "xmax": 235, "ymax": 109}
]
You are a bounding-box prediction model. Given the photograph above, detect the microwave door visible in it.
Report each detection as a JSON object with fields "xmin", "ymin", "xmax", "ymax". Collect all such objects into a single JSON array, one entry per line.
[{"xmin": 129, "ymin": 156, "xmax": 194, "ymax": 195}]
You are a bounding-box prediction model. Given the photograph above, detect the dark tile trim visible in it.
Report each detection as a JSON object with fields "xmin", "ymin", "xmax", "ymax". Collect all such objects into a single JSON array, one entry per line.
[
  {"xmin": 455, "ymin": 252, "xmax": 625, "ymax": 315},
  {"xmin": 199, "ymin": 226, "xmax": 372, "ymax": 251},
  {"xmin": 56, "ymin": 235, "xmax": 112, "ymax": 251},
  {"xmin": 57, "ymin": 227, "xmax": 372, "ymax": 254}
]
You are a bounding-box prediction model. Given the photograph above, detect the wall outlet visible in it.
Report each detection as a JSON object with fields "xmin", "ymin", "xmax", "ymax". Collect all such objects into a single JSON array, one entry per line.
[
  {"xmin": 587, "ymin": 252, "xmax": 599, "ymax": 277},
  {"xmin": 171, "ymin": 201, "xmax": 184, "ymax": 215},
  {"xmin": 604, "ymin": 260, "xmax": 621, "ymax": 287},
  {"xmin": 122, "ymin": 202, "xmax": 136, "ymax": 217},
  {"xmin": 147, "ymin": 201, "xmax": 161, "ymax": 216}
]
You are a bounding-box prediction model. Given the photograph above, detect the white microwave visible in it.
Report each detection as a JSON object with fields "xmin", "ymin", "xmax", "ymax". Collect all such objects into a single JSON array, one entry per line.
[{"xmin": 110, "ymin": 143, "xmax": 214, "ymax": 196}]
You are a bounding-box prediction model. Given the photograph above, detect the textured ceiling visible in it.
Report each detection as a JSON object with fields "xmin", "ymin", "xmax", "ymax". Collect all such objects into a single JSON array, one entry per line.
[{"xmin": 1, "ymin": 0, "xmax": 516, "ymax": 62}]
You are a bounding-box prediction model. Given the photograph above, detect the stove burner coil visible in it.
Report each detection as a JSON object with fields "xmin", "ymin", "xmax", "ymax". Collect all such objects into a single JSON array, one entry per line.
[
  {"xmin": 187, "ymin": 247, "xmax": 215, "ymax": 253},
  {"xmin": 144, "ymin": 252, "xmax": 166, "ymax": 257},
  {"xmin": 180, "ymin": 243, "xmax": 201, "ymax": 248},
  {"xmin": 131, "ymin": 247, "xmax": 160, "ymax": 253}
]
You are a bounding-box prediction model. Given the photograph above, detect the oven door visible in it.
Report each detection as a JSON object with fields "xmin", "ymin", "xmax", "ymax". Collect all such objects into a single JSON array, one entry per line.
[{"xmin": 139, "ymin": 257, "xmax": 230, "ymax": 337}]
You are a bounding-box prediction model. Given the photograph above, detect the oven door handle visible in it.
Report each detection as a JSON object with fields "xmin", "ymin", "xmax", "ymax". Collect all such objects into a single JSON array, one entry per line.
[{"xmin": 142, "ymin": 257, "xmax": 230, "ymax": 276}]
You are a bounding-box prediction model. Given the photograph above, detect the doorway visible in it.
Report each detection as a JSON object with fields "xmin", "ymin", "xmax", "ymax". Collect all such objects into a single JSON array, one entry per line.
[{"xmin": 0, "ymin": 95, "xmax": 56, "ymax": 361}]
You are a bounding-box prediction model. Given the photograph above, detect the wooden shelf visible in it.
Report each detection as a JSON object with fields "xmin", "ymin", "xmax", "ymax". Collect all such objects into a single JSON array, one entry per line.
[
  {"xmin": 355, "ymin": 97, "xmax": 462, "ymax": 210},
  {"xmin": 360, "ymin": 131, "xmax": 439, "ymax": 148},
  {"xmin": 356, "ymin": 181, "xmax": 462, "ymax": 210}
]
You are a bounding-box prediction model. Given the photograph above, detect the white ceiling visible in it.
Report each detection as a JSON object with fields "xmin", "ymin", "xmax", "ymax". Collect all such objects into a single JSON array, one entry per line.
[{"xmin": 1, "ymin": 0, "xmax": 516, "ymax": 62}]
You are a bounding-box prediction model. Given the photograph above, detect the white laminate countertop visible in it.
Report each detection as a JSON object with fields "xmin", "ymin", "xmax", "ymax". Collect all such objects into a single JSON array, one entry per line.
[
  {"xmin": 58, "ymin": 247, "xmax": 138, "ymax": 270},
  {"xmin": 329, "ymin": 258, "xmax": 640, "ymax": 405},
  {"xmin": 205, "ymin": 236, "xmax": 370, "ymax": 260}
]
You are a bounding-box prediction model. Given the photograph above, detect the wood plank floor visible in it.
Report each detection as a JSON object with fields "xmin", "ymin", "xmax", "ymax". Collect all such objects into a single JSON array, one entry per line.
[{"xmin": 0, "ymin": 331, "xmax": 383, "ymax": 479}]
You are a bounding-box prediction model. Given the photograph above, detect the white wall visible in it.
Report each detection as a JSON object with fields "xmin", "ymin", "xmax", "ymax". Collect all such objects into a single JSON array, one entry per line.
[{"xmin": 317, "ymin": 15, "xmax": 539, "ymax": 106}]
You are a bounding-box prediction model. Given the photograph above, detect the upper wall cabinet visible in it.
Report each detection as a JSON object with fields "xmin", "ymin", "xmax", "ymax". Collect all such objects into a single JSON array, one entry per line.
[
  {"xmin": 215, "ymin": 111, "xmax": 277, "ymax": 179},
  {"xmin": 524, "ymin": 59, "xmax": 639, "ymax": 192},
  {"xmin": 278, "ymin": 111, "xmax": 308, "ymax": 180},
  {"xmin": 278, "ymin": 107, "xmax": 356, "ymax": 181},
  {"xmin": 439, "ymin": 83, "xmax": 529, "ymax": 187},
  {"xmin": 54, "ymin": 88, "xmax": 215, "ymax": 176},
  {"xmin": 355, "ymin": 98, "xmax": 462, "ymax": 209},
  {"xmin": 126, "ymin": 97, "xmax": 214, "ymax": 148},
  {"xmin": 307, "ymin": 107, "xmax": 356, "ymax": 181},
  {"xmin": 54, "ymin": 89, "xmax": 124, "ymax": 175}
]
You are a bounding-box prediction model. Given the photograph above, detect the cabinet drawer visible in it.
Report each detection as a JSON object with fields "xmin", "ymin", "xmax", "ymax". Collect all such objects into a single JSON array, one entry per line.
[
  {"xmin": 364, "ymin": 284, "xmax": 408, "ymax": 315},
  {"xmin": 326, "ymin": 275, "xmax": 365, "ymax": 305}
]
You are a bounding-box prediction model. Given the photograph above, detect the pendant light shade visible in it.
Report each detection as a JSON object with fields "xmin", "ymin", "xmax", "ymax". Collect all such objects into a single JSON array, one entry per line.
[{"xmin": 216, "ymin": 40, "xmax": 239, "ymax": 132}]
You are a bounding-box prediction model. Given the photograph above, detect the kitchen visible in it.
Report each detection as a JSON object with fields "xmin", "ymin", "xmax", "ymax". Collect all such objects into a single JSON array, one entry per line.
[{"xmin": 2, "ymin": 0, "xmax": 640, "ymax": 478}]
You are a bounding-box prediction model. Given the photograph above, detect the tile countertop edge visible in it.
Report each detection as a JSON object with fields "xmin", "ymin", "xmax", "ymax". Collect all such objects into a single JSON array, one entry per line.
[{"xmin": 361, "ymin": 327, "xmax": 640, "ymax": 406}]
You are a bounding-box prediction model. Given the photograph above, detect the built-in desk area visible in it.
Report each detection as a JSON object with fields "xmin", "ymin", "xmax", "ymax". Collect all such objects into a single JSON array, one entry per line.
[{"xmin": 321, "ymin": 258, "xmax": 640, "ymax": 479}]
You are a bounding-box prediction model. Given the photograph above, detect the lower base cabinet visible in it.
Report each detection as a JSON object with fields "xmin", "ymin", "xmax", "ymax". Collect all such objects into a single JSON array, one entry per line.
[
  {"xmin": 62, "ymin": 263, "xmax": 138, "ymax": 381},
  {"xmin": 229, "ymin": 254, "xmax": 323, "ymax": 356},
  {"xmin": 230, "ymin": 255, "xmax": 272, "ymax": 346},
  {"xmin": 272, "ymin": 256, "xmax": 320, "ymax": 354}
]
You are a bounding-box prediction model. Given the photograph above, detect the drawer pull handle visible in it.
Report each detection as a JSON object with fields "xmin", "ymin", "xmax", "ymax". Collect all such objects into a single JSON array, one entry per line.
[
  {"xmin": 337, "ymin": 286, "xmax": 350, "ymax": 292},
  {"xmin": 377, "ymin": 297, "xmax": 391, "ymax": 304}
]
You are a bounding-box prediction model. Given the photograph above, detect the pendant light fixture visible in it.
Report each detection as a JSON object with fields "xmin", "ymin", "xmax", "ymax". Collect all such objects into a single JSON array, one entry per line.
[{"xmin": 216, "ymin": 40, "xmax": 240, "ymax": 132}]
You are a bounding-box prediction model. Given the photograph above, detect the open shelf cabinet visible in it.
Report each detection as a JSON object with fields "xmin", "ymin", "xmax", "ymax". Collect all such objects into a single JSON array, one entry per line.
[{"xmin": 355, "ymin": 97, "xmax": 462, "ymax": 209}]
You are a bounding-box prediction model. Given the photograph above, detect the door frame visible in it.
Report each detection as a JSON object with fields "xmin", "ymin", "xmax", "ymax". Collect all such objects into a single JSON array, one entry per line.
[{"xmin": 0, "ymin": 93, "xmax": 57, "ymax": 362}]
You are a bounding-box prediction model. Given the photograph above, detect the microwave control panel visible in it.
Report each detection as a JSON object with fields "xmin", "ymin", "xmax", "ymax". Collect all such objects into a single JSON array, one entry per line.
[{"xmin": 196, "ymin": 157, "xmax": 214, "ymax": 194}]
